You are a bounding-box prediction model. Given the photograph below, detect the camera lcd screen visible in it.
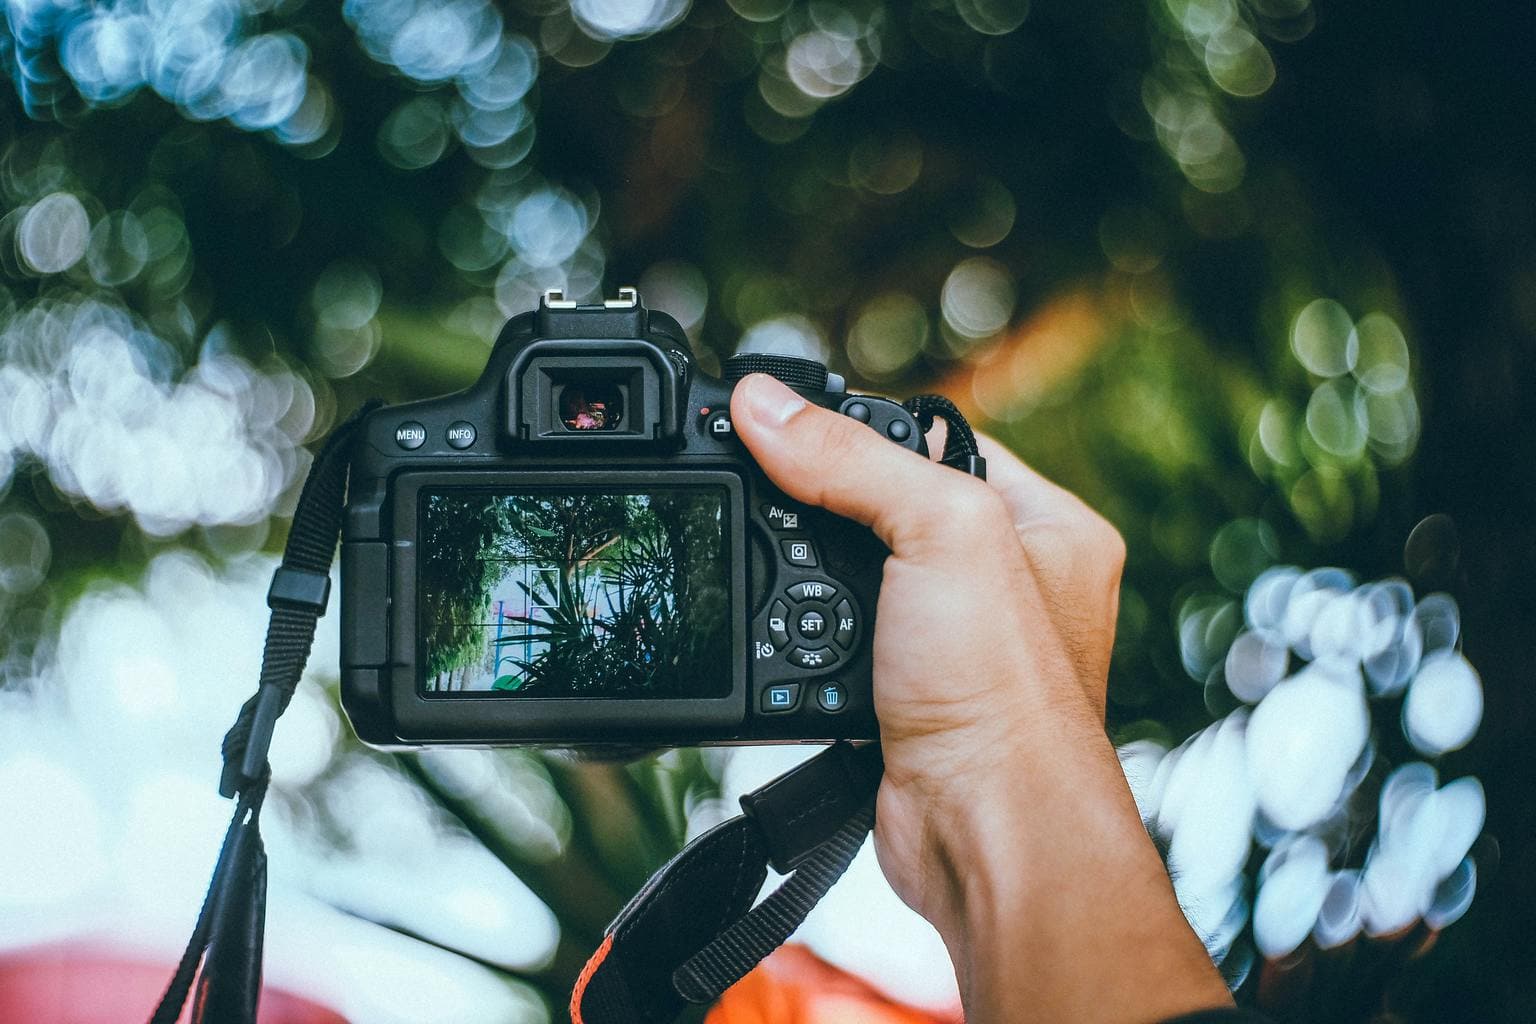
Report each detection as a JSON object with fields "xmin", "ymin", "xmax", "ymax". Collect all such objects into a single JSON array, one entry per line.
[{"xmin": 417, "ymin": 487, "xmax": 732, "ymax": 699}]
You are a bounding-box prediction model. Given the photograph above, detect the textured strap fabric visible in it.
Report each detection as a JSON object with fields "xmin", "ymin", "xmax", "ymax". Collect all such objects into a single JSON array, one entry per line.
[
  {"xmin": 220, "ymin": 400, "xmax": 380, "ymax": 799},
  {"xmin": 149, "ymin": 403, "xmax": 376, "ymax": 1024},
  {"xmin": 572, "ymin": 744, "xmax": 881, "ymax": 1024},
  {"xmin": 673, "ymin": 798, "xmax": 874, "ymax": 1002},
  {"xmin": 148, "ymin": 780, "xmax": 268, "ymax": 1024},
  {"xmin": 903, "ymin": 394, "xmax": 986, "ymax": 478}
]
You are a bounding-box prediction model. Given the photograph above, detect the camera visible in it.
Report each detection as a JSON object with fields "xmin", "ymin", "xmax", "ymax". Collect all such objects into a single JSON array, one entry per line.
[{"xmin": 339, "ymin": 288, "xmax": 928, "ymax": 747}]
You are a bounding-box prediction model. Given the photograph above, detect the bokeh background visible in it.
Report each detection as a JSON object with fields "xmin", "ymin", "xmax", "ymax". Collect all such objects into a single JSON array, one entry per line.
[{"xmin": 0, "ymin": 0, "xmax": 1532, "ymax": 1022}]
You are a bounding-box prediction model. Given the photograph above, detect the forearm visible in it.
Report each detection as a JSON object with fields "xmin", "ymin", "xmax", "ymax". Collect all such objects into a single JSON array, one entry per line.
[{"xmin": 912, "ymin": 726, "xmax": 1235, "ymax": 1024}]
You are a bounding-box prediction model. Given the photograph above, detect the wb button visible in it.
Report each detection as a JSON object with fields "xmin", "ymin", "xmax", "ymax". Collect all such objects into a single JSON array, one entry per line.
[{"xmin": 761, "ymin": 683, "xmax": 800, "ymax": 713}]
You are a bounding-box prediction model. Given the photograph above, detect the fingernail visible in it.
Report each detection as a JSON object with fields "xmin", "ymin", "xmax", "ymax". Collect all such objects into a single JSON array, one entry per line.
[{"xmin": 740, "ymin": 373, "xmax": 807, "ymax": 428}]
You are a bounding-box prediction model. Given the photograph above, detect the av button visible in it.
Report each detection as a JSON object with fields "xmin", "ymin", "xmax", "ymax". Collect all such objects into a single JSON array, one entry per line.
[
  {"xmin": 816, "ymin": 682, "xmax": 848, "ymax": 712},
  {"xmin": 395, "ymin": 421, "xmax": 427, "ymax": 450},
  {"xmin": 833, "ymin": 599, "xmax": 857, "ymax": 649},
  {"xmin": 762, "ymin": 684, "xmax": 800, "ymax": 713},
  {"xmin": 445, "ymin": 421, "xmax": 477, "ymax": 449},
  {"xmin": 762, "ymin": 504, "xmax": 804, "ymax": 530},
  {"xmin": 781, "ymin": 539, "xmax": 818, "ymax": 567},
  {"xmin": 787, "ymin": 646, "xmax": 839, "ymax": 670}
]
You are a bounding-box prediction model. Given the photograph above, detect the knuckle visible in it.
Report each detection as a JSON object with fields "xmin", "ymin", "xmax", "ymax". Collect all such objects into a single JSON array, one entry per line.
[
  {"xmin": 1097, "ymin": 518, "xmax": 1127, "ymax": 569},
  {"xmin": 935, "ymin": 479, "xmax": 1010, "ymax": 532}
]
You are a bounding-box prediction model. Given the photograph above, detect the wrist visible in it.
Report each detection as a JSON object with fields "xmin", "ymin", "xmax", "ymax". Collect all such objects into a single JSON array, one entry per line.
[{"xmin": 889, "ymin": 723, "xmax": 1235, "ymax": 1023}]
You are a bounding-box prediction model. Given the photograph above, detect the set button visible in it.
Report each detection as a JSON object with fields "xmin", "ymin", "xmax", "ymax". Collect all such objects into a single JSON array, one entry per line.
[{"xmin": 797, "ymin": 610, "xmax": 826, "ymax": 638}]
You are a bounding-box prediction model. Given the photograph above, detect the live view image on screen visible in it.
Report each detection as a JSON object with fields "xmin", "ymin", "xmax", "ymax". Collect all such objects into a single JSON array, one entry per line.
[{"xmin": 418, "ymin": 488, "xmax": 731, "ymax": 699}]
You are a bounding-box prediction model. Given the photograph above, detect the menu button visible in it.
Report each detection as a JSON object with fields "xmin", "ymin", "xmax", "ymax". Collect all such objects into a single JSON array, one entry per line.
[{"xmin": 395, "ymin": 422, "xmax": 427, "ymax": 450}]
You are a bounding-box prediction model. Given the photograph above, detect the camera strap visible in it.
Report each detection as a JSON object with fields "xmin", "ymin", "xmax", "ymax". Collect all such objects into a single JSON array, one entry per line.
[
  {"xmin": 149, "ymin": 394, "xmax": 982, "ymax": 1024},
  {"xmin": 147, "ymin": 400, "xmax": 380, "ymax": 1024},
  {"xmin": 571, "ymin": 741, "xmax": 882, "ymax": 1024}
]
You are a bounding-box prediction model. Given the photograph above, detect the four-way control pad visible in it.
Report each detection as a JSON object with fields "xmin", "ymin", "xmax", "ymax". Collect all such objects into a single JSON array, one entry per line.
[{"xmin": 757, "ymin": 571, "xmax": 862, "ymax": 714}]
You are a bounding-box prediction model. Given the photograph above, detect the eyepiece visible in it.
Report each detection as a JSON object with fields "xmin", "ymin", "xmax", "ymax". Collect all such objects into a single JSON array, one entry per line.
[{"xmin": 559, "ymin": 382, "xmax": 625, "ymax": 431}]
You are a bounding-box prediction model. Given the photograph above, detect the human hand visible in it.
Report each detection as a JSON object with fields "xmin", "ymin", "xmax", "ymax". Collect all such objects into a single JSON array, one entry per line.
[{"xmin": 731, "ymin": 374, "xmax": 1232, "ymax": 1024}]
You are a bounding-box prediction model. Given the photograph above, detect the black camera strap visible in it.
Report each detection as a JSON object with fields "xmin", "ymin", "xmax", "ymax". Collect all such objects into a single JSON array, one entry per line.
[
  {"xmin": 148, "ymin": 400, "xmax": 380, "ymax": 1024},
  {"xmin": 571, "ymin": 741, "xmax": 882, "ymax": 1024},
  {"xmin": 150, "ymin": 394, "xmax": 982, "ymax": 1024}
]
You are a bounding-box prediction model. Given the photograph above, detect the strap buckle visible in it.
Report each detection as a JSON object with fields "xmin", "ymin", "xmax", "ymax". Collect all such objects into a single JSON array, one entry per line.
[
  {"xmin": 739, "ymin": 741, "xmax": 883, "ymax": 873},
  {"xmin": 266, "ymin": 566, "xmax": 331, "ymax": 613}
]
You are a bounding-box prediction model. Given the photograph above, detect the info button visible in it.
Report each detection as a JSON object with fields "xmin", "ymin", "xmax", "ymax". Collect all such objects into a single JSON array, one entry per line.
[{"xmin": 445, "ymin": 421, "xmax": 477, "ymax": 449}]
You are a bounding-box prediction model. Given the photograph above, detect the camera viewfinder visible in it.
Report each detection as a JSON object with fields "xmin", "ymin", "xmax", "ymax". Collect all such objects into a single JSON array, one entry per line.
[{"xmin": 559, "ymin": 382, "xmax": 624, "ymax": 431}]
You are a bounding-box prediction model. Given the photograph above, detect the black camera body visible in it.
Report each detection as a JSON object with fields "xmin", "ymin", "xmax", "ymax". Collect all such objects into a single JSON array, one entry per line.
[{"xmin": 339, "ymin": 289, "xmax": 926, "ymax": 748}]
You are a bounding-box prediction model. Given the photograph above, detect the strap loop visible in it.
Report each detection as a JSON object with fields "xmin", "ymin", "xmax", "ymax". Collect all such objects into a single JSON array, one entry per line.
[
  {"xmin": 739, "ymin": 741, "xmax": 882, "ymax": 873},
  {"xmin": 904, "ymin": 393, "xmax": 987, "ymax": 479},
  {"xmin": 266, "ymin": 565, "xmax": 332, "ymax": 612}
]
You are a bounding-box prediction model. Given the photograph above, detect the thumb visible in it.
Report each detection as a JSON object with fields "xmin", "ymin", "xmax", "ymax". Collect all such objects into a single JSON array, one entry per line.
[{"xmin": 729, "ymin": 373, "xmax": 1003, "ymax": 556}]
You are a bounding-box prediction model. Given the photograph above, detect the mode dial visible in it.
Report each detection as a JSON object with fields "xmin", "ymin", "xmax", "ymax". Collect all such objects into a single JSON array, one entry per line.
[{"xmin": 723, "ymin": 354, "xmax": 830, "ymax": 391}]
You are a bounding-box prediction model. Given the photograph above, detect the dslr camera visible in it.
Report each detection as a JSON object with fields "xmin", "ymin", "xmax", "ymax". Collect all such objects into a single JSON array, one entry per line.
[{"xmin": 339, "ymin": 288, "xmax": 930, "ymax": 747}]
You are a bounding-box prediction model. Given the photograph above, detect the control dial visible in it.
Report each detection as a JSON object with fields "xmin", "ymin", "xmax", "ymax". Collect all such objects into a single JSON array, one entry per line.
[{"xmin": 723, "ymin": 354, "xmax": 830, "ymax": 391}]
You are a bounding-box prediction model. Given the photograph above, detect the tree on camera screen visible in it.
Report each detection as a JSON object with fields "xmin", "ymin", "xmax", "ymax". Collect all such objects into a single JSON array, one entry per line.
[{"xmin": 418, "ymin": 488, "xmax": 731, "ymax": 698}]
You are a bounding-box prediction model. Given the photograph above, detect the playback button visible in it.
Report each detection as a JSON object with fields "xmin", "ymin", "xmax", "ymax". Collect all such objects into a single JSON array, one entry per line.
[{"xmin": 761, "ymin": 683, "xmax": 800, "ymax": 713}]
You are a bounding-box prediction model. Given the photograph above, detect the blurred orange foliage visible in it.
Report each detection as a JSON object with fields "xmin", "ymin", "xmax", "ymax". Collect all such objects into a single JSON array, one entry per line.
[{"xmin": 705, "ymin": 945, "xmax": 960, "ymax": 1024}]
